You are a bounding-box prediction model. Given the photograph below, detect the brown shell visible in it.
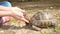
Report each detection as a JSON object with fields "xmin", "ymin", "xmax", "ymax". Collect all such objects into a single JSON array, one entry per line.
[{"xmin": 30, "ymin": 11, "xmax": 57, "ymax": 28}]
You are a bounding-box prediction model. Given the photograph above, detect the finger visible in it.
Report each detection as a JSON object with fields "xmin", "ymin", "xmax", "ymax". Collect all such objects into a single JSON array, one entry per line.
[
  {"xmin": 14, "ymin": 7, "xmax": 26, "ymax": 13},
  {"xmin": 15, "ymin": 15, "xmax": 29, "ymax": 23},
  {"xmin": 21, "ymin": 10, "xmax": 26, "ymax": 13},
  {"xmin": 13, "ymin": 7, "xmax": 25, "ymax": 13},
  {"xmin": 20, "ymin": 17, "xmax": 29, "ymax": 23}
]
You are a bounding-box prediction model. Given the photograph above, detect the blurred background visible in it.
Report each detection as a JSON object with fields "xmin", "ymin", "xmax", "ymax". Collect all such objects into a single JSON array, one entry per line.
[
  {"xmin": 0, "ymin": 0, "xmax": 60, "ymax": 34},
  {"xmin": 9, "ymin": 0, "xmax": 60, "ymax": 9}
]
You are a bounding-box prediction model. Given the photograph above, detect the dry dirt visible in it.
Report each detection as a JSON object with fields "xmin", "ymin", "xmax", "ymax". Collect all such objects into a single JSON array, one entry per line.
[{"xmin": 0, "ymin": 2, "xmax": 60, "ymax": 34}]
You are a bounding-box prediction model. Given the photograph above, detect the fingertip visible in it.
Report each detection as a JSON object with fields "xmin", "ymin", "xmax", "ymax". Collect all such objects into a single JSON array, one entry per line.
[
  {"xmin": 21, "ymin": 18, "xmax": 29, "ymax": 23},
  {"xmin": 21, "ymin": 10, "xmax": 26, "ymax": 13}
]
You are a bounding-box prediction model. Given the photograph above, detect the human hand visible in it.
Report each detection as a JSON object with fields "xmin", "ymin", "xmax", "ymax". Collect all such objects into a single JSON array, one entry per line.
[{"xmin": 10, "ymin": 7, "xmax": 29, "ymax": 23}]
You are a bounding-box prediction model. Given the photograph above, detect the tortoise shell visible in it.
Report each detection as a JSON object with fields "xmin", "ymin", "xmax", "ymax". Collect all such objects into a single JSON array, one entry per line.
[{"xmin": 29, "ymin": 11, "xmax": 57, "ymax": 28}]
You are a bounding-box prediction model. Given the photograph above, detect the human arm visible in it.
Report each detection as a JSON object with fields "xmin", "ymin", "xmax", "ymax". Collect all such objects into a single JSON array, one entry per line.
[{"xmin": 0, "ymin": 6, "xmax": 29, "ymax": 23}]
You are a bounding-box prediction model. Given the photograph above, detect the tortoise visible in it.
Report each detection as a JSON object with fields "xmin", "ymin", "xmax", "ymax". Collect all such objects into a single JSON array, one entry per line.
[{"xmin": 24, "ymin": 11, "xmax": 57, "ymax": 31}]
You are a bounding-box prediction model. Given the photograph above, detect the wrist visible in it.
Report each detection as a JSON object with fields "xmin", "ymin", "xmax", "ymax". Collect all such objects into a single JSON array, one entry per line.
[{"xmin": 8, "ymin": 11, "xmax": 12, "ymax": 16}]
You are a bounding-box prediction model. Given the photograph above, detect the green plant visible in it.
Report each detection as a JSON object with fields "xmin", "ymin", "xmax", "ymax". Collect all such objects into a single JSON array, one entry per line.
[{"xmin": 54, "ymin": 26, "xmax": 60, "ymax": 32}]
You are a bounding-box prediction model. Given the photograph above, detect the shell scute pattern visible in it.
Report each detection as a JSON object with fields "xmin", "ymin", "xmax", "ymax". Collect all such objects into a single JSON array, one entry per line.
[{"xmin": 30, "ymin": 11, "xmax": 57, "ymax": 28}]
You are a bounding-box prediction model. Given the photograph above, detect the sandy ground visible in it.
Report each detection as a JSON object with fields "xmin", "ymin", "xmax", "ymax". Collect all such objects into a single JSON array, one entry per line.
[
  {"xmin": 0, "ymin": 2, "xmax": 60, "ymax": 34},
  {"xmin": 0, "ymin": 9, "xmax": 60, "ymax": 34}
]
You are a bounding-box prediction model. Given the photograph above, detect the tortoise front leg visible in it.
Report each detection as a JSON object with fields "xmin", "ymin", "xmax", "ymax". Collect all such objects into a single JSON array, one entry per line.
[{"xmin": 32, "ymin": 25, "xmax": 41, "ymax": 31}]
